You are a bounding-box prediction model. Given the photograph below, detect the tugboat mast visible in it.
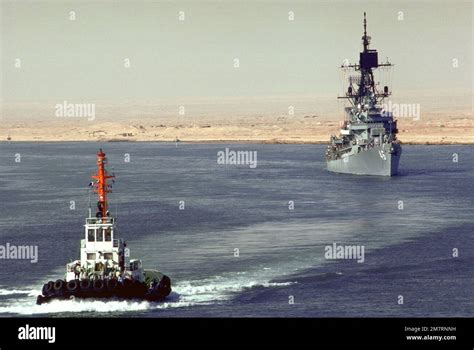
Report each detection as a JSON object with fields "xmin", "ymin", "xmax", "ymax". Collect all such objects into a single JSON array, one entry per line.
[{"xmin": 91, "ymin": 149, "xmax": 114, "ymax": 218}]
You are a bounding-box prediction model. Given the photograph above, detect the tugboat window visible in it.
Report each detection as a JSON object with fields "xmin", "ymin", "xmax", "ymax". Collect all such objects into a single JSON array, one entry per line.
[
  {"xmin": 96, "ymin": 228, "xmax": 104, "ymax": 242},
  {"xmin": 104, "ymin": 253, "xmax": 113, "ymax": 260},
  {"xmin": 95, "ymin": 262, "xmax": 104, "ymax": 271},
  {"xmin": 87, "ymin": 253, "xmax": 96, "ymax": 260},
  {"xmin": 88, "ymin": 229, "xmax": 95, "ymax": 242},
  {"xmin": 105, "ymin": 228, "xmax": 112, "ymax": 241}
]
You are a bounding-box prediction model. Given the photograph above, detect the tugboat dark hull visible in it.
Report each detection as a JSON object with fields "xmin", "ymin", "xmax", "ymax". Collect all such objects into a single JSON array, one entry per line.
[{"xmin": 36, "ymin": 276, "xmax": 171, "ymax": 305}]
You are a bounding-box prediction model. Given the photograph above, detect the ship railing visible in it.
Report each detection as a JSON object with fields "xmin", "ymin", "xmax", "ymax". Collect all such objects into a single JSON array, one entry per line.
[
  {"xmin": 86, "ymin": 217, "xmax": 115, "ymax": 225},
  {"xmin": 350, "ymin": 122, "xmax": 385, "ymax": 128}
]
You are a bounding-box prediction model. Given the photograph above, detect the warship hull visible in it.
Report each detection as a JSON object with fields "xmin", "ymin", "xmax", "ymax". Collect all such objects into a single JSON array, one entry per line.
[{"xmin": 327, "ymin": 144, "xmax": 401, "ymax": 176}]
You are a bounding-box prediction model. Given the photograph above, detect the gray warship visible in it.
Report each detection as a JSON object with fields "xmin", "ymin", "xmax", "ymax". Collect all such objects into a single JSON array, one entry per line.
[{"xmin": 326, "ymin": 13, "xmax": 401, "ymax": 176}]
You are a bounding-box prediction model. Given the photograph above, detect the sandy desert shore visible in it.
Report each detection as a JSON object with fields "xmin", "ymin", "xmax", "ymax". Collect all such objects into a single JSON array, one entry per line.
[
  {"xmin": 1, "ymin": 98, "xmax": 473, "ymax": 144},
  {"xmin": 2, "ymin": 115, "xmax": 474, "ymax": 144}
]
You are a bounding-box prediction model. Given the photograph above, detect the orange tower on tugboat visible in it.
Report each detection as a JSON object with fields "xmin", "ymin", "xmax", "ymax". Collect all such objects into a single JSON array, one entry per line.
[{"xmin": 91, "ymin": 149, "xmax": 114, "ymax": 218}]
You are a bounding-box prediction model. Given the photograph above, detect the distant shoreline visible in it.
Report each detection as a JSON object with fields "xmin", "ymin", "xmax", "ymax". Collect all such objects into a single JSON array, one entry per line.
[
  {"xmin": 3, "ymin": 110, "xmax": 473, "ymax": 146},
  {"xmin": 1, "ymin": 139, "xmax": 473, "ymax": 146}
]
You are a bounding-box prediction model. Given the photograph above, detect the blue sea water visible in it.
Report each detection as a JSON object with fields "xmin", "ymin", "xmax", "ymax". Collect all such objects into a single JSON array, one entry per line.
[{"xmin": 0, "ymin": 142, "xmax": 472, "ymax": 317}]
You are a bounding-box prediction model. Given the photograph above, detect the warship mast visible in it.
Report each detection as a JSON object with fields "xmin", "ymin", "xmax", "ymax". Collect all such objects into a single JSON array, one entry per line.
[{"xmin": 338, "ymin": 12, "xmax": 392, "ymax": 108}]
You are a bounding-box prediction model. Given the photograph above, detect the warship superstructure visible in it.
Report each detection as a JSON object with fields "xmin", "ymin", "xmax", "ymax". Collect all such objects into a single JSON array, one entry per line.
[
  {"xmin": 36, "ymin": 149, "xmax": 171, "ymax": 304},
  {"xmin": 326, "ymin": 13, "xmax": 401, "ymax": 176}
]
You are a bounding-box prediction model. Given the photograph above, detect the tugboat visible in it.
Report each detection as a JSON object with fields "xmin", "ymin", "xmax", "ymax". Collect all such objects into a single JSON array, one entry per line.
[
  {"xmin": 36, "ymin": 149, "xmax": 171, "ymax": 305},
  {"xmin": 326, "ymin": 12, "xmax": 401, "ymax": 176}
]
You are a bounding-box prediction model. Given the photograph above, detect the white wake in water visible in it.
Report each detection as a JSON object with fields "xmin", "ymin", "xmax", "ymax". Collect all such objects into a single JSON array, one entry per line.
[
  {"xmin": 0, "ymin": 289, "xmax": 38, "ymax": 297},
  {"xmin": 176, "ymin": 276, "xmax": 296, "ymax": 304},
  {"xmin": 0, "ymin": 274, "xmax": 297, "ymax": 315},
  {"xmin": 0, "ymin": 292, "xmax": 192, "ymax": 315}
]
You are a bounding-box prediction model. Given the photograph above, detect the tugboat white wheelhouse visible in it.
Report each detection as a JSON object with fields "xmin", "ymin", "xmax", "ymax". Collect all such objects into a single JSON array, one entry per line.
[
  {"xmin": 36, "ymin": 149, "xmax": 171, "ymax": 305},
  {"xmin": 326, "ymin": 12, "xmax": 402, "ymax": 176}
]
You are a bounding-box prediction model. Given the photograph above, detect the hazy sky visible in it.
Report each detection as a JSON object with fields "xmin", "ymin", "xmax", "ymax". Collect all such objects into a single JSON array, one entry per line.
[{"xmin": 1, "ymin": 0, "xmax": 472, "ymax": 104}]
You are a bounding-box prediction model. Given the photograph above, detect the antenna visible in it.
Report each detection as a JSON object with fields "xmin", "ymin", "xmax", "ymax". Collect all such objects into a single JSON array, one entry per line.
[
  {"xmin": 364, "ymin": 12, "xmax": 367, "ymax": 37},
  {"xmin": 88, "ymin": 189, "xmax": 92, "ymax": 218},
  {"xmin": 362, "ymin": 12, "xmax": 369, "ymax": 51}
]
